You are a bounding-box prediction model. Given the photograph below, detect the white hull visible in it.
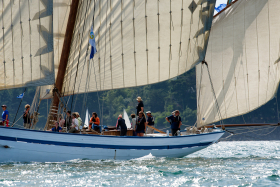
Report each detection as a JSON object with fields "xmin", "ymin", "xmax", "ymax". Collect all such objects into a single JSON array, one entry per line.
[{"xmin": 0, "ymin": 127, "xmax": 224, "ymax": 162}]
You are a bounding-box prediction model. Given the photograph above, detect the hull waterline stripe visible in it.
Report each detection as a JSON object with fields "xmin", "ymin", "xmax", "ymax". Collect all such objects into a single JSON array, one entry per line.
[
  {"xmin": 0, "ymin": 126, "xmax": 224, "ymax": 139},
  {"xmin": 0, "ymin": 135, "xmax": 213, "ymax": 150}
]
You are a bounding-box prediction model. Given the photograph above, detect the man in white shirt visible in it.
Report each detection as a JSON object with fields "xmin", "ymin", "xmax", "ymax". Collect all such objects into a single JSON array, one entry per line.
[
  {"xmin": 75, "ymin": 112, "xmax": 83, "ymax": 129},
  {"xmin": 69, "ymin": 113, "xmax": 79, "ymax": 133}
]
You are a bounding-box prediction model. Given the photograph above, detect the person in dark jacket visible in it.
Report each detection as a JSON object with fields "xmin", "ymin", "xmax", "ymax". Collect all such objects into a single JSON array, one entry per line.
[
  {"xmin": 165, "ymin": 110, "xmax": 182, "ymax": 136},
  {"xmin": 47, "ymin": 122, "xmax": 62, "ymax": 132},
  {"xmin": 117, "ymin": 114, "xmax": 127, "ymax": 136},
  {"xmin": 136, "ymin": 96, "xmax": 144, "ymax": 115},
  {"xmin": 145, "ymin": 111, "xmax": 154, "ymax": 134},
  {"xmin": 136, "ymin": 111, "xmax": 146, "ymax": 137},
  {"xmin": 65, "ymin": 110, "xmax": 72, "ymax": 131}
]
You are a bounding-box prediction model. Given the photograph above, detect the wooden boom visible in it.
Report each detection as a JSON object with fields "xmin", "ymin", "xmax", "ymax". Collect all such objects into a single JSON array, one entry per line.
[
  {"xmin": 146, "ymin": 125, "xmax": 166, "ymax": 134},
  {"xmin": 204, "ymin": 123, "xmax": 279, "ymax": 129}
]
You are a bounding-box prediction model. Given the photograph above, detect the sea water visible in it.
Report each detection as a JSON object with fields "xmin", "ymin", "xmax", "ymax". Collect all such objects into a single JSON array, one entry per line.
[{"xmin": 1, "ymin": 141, "xmax": 280, "ymax": 186}]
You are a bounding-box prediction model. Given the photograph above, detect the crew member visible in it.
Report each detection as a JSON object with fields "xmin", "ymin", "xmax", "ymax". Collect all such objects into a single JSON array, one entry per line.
[
  {"xmin": 47, "ymin": 122, "xmax": 62, "ymax": 132},
  {"xmin": 136, "ymin": 96, "xmax": 144, "ymax": 115},
  {"xmin": 145, "ymin": 111, "xmax": 154, "ymax": 134},
  {"xmin": 65, "ymin": 111, "xmax": 72, "ymax": 131},
  {"xmin": 69, "ymin": 113, "xmax": 79, "ymax": 133},
  {"xmin": 117, "ymin": 114, "xmax": 127, "ymax": 136},
  {"xmin": 23, "ymin": 104, "xmax": 31, "ymax": 129},
  {"xmin": 75, "ymin": 112, "xmax": 83, "ymax": 130},
  {"xmin": 136, "ymin": 111, "xmax": 146, "ymax": 137},
  {"xmin": 89, "ymin": 112, "xmax": 100, "ymax": 132},
  {"xmin": 131, "ymin": 114, "xmax": 137, "ymax": 136},
  {"xmin": 58, "ymin": 114, "xmax": 65, "ymax": 128},
  {"xmin": 165, "ymin": 110, "xmax": 182, "ymax": 136},
  {"xmin": 1, "ymin": 105, "xmax": 9, "ymax": 127}
]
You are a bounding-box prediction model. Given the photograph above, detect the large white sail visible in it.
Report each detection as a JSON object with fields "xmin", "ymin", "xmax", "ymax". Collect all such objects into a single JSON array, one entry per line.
[
  {"xmin": 196, "ymin": 0, "xmax": 280, "ymax": 127},
  {"xmin": 40, "ymin": 0, "xmax": 71, "ymax": 98},
  {"xmin": 50, "ymin": 0, "xmax": 216, "ymax": 97},
  {"xmin": 0, "ymin": 0, "xmax": 55, "ymax": 90}
]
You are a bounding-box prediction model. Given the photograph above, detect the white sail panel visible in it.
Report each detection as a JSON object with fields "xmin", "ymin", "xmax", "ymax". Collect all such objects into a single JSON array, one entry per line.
[
  {"xmin": 196, "ymin": 0, "xmax": 280, "ymax": 127},
  {"xmin": 123, "ymin": 109, "xmax": 131, "ymax": 129},
  {"xmin": 60, "ymin": 0, "xmax": 216, "ymax": 96},
  {"xmin": 0, "ymin": 0, "xmax": 54, "ymax": 90},
  {"xmin": 40, "ymin": 0, "xmax": 71, "ymax": 99},
  {"xmin": 84, "ymin": 108, "xmax": 89, "ymax": 127}
]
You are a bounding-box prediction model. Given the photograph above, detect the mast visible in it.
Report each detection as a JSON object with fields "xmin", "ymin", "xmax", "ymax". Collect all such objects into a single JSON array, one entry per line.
[
  {"xmin": 45, "ymin": 0, "xmax": 80, "ymax": 129},
  {"xmin": 53, "ymin": 0, "xmax": 79, "ymax": 110}
]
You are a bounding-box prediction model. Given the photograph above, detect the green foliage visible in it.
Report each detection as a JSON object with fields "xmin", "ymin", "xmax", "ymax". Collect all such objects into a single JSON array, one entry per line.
[
  {"xmin": 68, "ymin": 68, "xmax": 198, "ymax": 130},
  {"xmin": 2, "ymin": 68, "xmax": 280, "ymax": 130}
]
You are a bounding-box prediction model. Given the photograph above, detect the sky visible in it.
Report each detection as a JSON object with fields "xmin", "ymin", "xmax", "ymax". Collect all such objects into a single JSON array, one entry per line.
[{"xmin": 214, "ymin": 0, "xmax": 229, "ymax": 14}]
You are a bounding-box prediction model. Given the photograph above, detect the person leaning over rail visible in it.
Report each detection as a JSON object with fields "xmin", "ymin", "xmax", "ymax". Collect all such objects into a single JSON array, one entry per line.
[
  {"xmin": 166, "ymin": 110, "xmax": 182, "ymax": 136},
  {"xmin": 1, "ymin": 105, "xmax": 9, "ymax": 127},
  {"xmin": 23, "ymin": 104, "xmax": 31, "ymax": 129},
  {"xmin": 47, "ymin": 121, "xmax": 62, "ymax": 132}
]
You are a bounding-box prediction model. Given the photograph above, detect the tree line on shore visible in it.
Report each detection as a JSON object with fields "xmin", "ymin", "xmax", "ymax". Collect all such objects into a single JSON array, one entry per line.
[{"xmin": 1, "ymin": 68, "xmax": 279, "ymax": 130}]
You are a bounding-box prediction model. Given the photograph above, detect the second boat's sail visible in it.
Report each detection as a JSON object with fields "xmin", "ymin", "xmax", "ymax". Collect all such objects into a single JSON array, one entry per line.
[
  {"xmin": 196, "ymin": 0, "xmax": 280, "ymax": 127},
  {"xmin": 123, "ymin": 109, "xmax": 131, "ymax": 129}
]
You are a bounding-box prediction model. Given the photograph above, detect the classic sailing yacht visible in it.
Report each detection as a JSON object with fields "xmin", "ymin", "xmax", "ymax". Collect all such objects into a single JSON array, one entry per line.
[{"xmin": 0, "ymin": 0, "xmax": 278, "ymax": 162}]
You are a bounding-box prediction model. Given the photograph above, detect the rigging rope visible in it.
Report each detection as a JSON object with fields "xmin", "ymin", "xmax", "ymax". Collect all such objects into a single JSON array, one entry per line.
[
  {"xmin": 11, "ymin": 88, "xmax": 26, "ymax": 127},
  {"xmin": 241, "ymin": 115, "xmax": 246, "ymax": 124},
  {"xmin": 70, "ymin": 0, "xmax": 91, "ymax": 111},
  {"xmin": 220, "ymin": 124, "xmax": 279, "ymax": 141},
  {"xmin": 196, "ymin": 62, "xmax": 204, "ymax": 126},
  {"xmin": 81, "ymin": 0, "xmax": 103, "ymax": 124},
  {"xmin": 74, "ymin": 0, "xmax": 99, "ymax": 122},
  {"xmin": 203, "ymin": 60, "xmax": 224, "ymax": 125},
  {"xmin": 11, "ymin": 113, "xmax": 25, "ymax": 128}
]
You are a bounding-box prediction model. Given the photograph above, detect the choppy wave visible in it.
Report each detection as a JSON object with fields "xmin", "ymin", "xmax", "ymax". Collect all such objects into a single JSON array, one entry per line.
[{"xmin": 1, "ymin": 141, "xmax": 280, "ymax": 186}]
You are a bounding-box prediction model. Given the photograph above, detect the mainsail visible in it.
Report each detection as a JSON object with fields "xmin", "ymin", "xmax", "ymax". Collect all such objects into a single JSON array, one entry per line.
[
  {"xmin": 40, "ymin": 0, "xmax": 71, "ymax": 98},
  {"xmin": 0, "ymin": 0, "xmax": 55, "ymax": 90},
  {"xmin": 196, "ymin": 0, "xmax": 280, "ymax": 127},
  {"xmin": 40, "ymin": 0, "xmax": 216, "ymax": 98}
]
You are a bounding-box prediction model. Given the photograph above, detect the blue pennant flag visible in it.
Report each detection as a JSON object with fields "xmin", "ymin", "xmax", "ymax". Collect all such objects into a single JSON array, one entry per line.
[
  {"xmin": 89, "ymin": 26, "xmax": 97, "ymax": 59},
  {"xmin": 215, "ymin": 3, "xmax": 227, "ymax": 13},
  {"xmin": 17, "ymin": 92, "xmax": 24, "ymax": 99}
]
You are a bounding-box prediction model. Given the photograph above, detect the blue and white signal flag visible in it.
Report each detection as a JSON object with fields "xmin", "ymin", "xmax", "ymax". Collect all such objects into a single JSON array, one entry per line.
[
  {"xmin": 89, "ymin": 26, "xmax": 97, "ymax": 59},
  {"xmin": 17, "ymin": 92, "xmax": 24, "ymax": 99},
  {"xmin": 215, "ymin": 3, "xmax": 226, "ymax": 13}
]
